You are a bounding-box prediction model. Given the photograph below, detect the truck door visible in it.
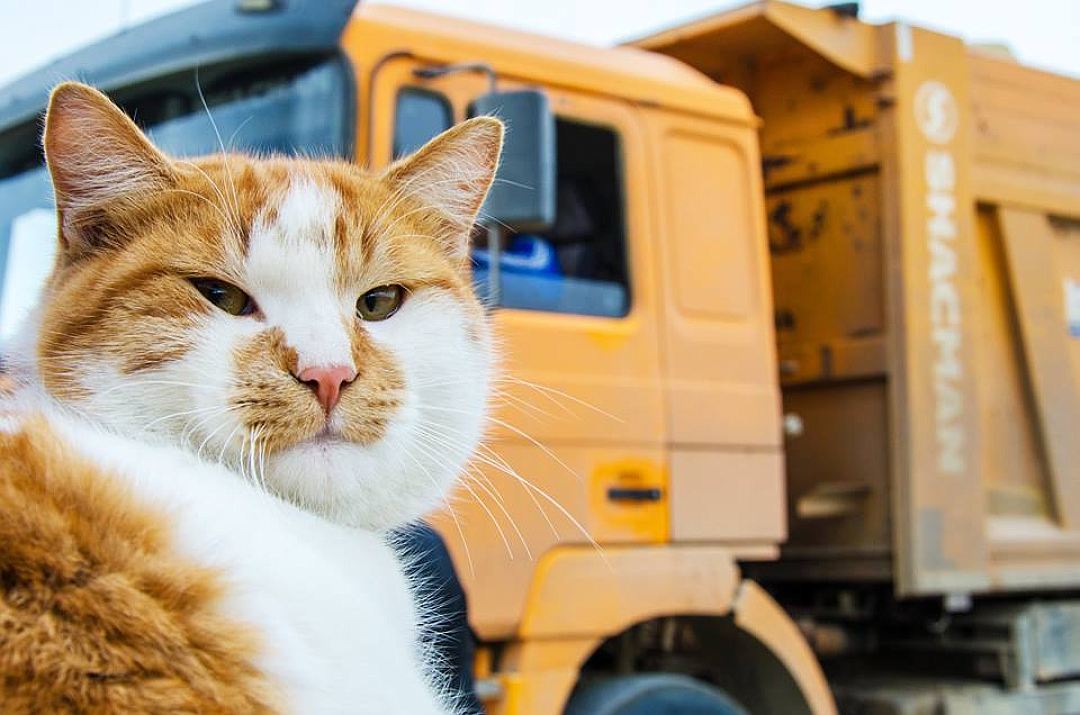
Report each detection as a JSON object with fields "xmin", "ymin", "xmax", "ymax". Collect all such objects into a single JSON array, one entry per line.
[
  {"xmin": 642, "ymin": 107, "xmax": 786, "ymax": 546},
  {"xmin": 367, "ymin": 56, "xmax": 667, "ymax": 639}
]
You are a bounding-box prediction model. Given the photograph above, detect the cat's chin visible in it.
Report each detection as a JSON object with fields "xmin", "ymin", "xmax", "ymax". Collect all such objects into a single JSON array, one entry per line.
[{"xmin": 262, "ymin": 431, "xmax": 453, "ymax": 533}]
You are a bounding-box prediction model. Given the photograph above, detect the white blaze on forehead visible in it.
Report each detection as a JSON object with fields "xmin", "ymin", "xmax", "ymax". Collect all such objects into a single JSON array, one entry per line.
[{"xmin": 245, "ymin": 176, "xmax": 354, "ymax": 371}]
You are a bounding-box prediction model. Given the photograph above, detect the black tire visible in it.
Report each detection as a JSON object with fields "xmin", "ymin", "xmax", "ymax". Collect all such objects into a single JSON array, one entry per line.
[{"xmin": 564, "ymin": 674, "xmax": 750, "ymax": 715}]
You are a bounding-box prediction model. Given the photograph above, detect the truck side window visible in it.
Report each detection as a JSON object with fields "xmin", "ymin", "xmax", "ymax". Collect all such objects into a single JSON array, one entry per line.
[
  {"xmin": 393, "ymin": 88, "xmax": 453, "ymax": 159},
  {"xmin": 472, "ymin": 119, "xmax": 630, "ymax": 318}
]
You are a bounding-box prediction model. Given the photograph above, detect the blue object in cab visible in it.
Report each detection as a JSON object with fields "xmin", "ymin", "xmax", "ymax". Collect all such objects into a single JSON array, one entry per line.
[{"xmin": 471, "ymin": 235, "xmax": 561, "ymax": 276}]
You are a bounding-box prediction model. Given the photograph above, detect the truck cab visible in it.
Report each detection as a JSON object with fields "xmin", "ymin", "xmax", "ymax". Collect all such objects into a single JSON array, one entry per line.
[{"xmin": 348, "ymin": 7, "xmax": 804, "ymax": 712}]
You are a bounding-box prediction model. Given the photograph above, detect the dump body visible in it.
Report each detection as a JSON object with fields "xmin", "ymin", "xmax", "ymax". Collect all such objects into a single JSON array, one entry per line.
[{"xmin": 634, "ymin": 0, "xmax": 1080, "ymax": 597}]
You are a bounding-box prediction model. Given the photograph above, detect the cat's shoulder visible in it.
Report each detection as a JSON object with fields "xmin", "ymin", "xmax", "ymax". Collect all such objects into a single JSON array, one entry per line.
[
  {"xmin": 0, "ymin": 402, "xmax": 441, "ymax": 713},
  {"xmin": 0, "ymin": 410, "xmax": 282, "ymax": 712}
]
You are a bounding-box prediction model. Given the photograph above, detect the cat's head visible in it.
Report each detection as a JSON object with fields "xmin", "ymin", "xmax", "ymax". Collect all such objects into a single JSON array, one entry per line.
[{"xmin": 29, "ymin": 82, "xmax": 500, "ymax": 531}]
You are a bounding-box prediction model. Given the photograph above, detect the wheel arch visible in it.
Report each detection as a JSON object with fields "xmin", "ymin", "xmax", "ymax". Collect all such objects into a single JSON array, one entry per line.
[{"xmin": 500, "ymin": 546, "xmax": 835, "ymax": 714}]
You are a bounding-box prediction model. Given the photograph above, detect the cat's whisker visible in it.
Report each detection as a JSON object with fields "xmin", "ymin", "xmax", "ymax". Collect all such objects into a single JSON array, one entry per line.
[
  {"xmin": 175, "ymin": 158, "xmax": 243, "ymax": 239},
  {"xmin": 216, "ymin": 422, "xmax": 243, "ymax": 467},
  {"xmin": 254, "ymin": 429, "xmax": 268, "ymax": 493},
  {"xmin": 409, "ymin": 430, "xmax": 517, "ymax": 561},
  {"xmin": 180, "ymin": 413, "xmax": 217, "ymax": 447},
  {"xmin": 412, "ymin": 417, "xmax": 560, "ymax": 544},
  {"xmin": 461, "ymin": 458, "xmax": 509, "ymax": 510},
  {"xmin": 458, "ymin": 478, "xmax": 515, "ymax": 561},
  {"xmin": 94, "ymin": 379, "xmax": 215, "ymax": 398},
  {"xmin": 414, "ymin": 414, "xmax": 514, "ymax": 515},
  {"xmin": 226, "ymin": 115, "xmax": 256, "ymax": 154},
  {"xmin": 141, "ymin": 403, "xmax": 227, "ymax": 432},
  {"xmin": 436, "ymin": 424, "xmax": 599, "ymax": 561},
  {"xmin": 157, "ymin": 187, "xmax": 235, "ymax": 227},
  {"xmin": 182, "ymin": 404, "xmax": 241, "ymax": 449},
  {"xmin": 493, "ymin": 464, "xmax": 607, "ymax": 566},
  {"xmin": 373, "ymin": 167, "xmax": 493, "ymax": 240},
  {"xmin": 490, "ymin": 389, "xmax": 556, "ymax": 421},
  {"xmin": 372, "ymin": 163, "xmax": 441, "ymax": 226},
  {"xmin": 406, "ymin": 378, "xmax": 557, "ymax": 423},
  {"xmin": 464, "ymin": 441, "xmax": 561, "ymax": 542},
  {"xmin": 474, "ymin": 208, "xmax": 514, "ymax": 233},
  {"xmin": 423, "ymin": 404, "xmax": 582, "ymax": 484},
  {"xmin": 464, "ymin": 464, "xmax": 531, "ymax": 560},
  {"xmin": 398, "ymin": 443, "xmax": 475, "ymax": 578},
  {"xmin": 500, "ymin": 376, "xmax": 625, "ymax": 423},
  {"xmin": 195, "ymin": 70, "xmax": 244, "ymax": 232},
  {"xmin": 238, "ymin": 431, "xmax": 251, "ymax": 485},
  {"xmin": 195, "ymin": 415, "xmax": 236, "ymax": 463},
  {"xmin": 243, "ymin": 427, "xmax": 258, "ymax": 491}
]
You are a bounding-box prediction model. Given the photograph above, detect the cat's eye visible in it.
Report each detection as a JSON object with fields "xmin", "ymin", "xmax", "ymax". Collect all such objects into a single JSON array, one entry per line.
[
  {"xmin": 190, "ymin": 278, "xmax": 256, "ymax": 316},
  {"xmin": 357, "ymin": 285, "xmax": 404, "ymax": 321}
]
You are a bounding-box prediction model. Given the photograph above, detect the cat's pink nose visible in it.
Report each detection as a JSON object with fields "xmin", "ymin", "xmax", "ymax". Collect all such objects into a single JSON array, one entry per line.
[{"xmin": 297, "ymin": 365, "xmax": 356, "ymax": 414}]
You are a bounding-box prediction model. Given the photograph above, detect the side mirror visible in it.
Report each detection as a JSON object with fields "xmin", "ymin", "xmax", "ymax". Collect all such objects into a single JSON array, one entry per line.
[{"xmin": 471, "ymin": 90, "xmax": 556, "ymax": 233}]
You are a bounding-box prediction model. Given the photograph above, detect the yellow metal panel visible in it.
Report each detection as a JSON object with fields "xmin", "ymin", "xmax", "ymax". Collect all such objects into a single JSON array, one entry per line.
[
  {"xmin": 518, "ymin": 545, "xmax": 740, "ymax": 639},
  {"xmin": 630, "ymin": 0, "xmax": 878, "ymax": 79},
  {"xmin": 763, "ymin": 128, "xmax": 880, "ymax": 190},
  {"xmin": 669, "ymin": 449, "xmax": 786, "ymax": 542},
  {"xmin": 664, "ymin": 132, "xmax": 754, "ymax": 320},
  {"xmin": 971, "ymin": 208, "xmax": 1052, "ymax": 520},
  {"xmin": 783, "ymin": 381, "xmax": 891, "ymax": 555},
  {"xmin": 969, "ymin": 52, "xmax": 1080, "ymax": 216},
  {"xmin": 768, "ymin": 174, "xmax": 884, "ymax": 382},
  {"xmin": 997, "ymin": 208, "xmax": 1080, "ymax": 529},
  {"xmin": 645, "ymin": 108, "xmax": 782, "ymax": 449},
  {"xmin": 762, "ymin": 1, "xmax": 878, "ymax": 78},
  {"xmin": 881, "ymin": 24, "xmax": 990, "ymax": 594}
]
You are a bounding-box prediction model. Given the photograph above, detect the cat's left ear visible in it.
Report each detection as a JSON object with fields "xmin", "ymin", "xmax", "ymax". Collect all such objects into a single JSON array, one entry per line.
[
  {"xmin": 382, "ymin": 117, "xmax": 503, "ymax": 259},
  {"xmin": 43, "ymin": 82, "xmax": 176, "ymax": 261}
]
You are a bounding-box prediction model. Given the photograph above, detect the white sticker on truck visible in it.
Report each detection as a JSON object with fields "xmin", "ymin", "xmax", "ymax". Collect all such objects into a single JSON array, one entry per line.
[
  {"xmin": 0, "ymin": 209, "xmax": 58, "ymax": 341},
  {"xmin": 1066, "ymin": 278, "xmax": 1080, "ymax": 338},
  {"xmin": 917, "ymin": 79, "xmax": 965, "ymax": 476}
]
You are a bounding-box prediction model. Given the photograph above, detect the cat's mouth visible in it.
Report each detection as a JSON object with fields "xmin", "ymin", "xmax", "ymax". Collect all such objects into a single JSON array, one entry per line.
[{"xmin": 307, "ymin": 428, "xmax": 349, "ymax": 447}]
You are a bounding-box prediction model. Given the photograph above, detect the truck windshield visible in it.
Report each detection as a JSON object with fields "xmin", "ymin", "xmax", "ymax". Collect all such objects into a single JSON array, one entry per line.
[{"xmin": 0, "ymin": 56, "xmax": 352, "ymax": 341}]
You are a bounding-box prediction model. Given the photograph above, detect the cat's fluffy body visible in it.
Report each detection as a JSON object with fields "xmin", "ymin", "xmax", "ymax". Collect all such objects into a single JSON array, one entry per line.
[{"xmin": 0, "ymin": 83, "xmax": 501, "ymax": 713}]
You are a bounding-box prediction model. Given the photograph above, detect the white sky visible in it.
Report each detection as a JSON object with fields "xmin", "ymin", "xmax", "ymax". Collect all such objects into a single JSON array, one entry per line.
[{"xmin": 0, "ymin": 0, "xmax": 1077, "ymax": 88}]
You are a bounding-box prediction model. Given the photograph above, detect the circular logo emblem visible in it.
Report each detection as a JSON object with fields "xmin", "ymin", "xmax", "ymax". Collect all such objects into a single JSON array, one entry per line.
[{"xmin": 914, "ymin": 80, "xmax": 958, "ymax": 145}]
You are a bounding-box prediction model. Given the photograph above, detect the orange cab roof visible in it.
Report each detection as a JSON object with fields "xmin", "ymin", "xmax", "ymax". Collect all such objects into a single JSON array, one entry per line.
[{"xmin": 352, "ymin": 4, "xmax": 756, "ymax": 122}]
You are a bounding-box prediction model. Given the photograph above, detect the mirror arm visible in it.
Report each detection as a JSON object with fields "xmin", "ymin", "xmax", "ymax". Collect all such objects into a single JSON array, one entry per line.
[
  {"xmin": 413, "ymin": 63, "xmax": 497, "ymax": 94},
  {"xmin": 484, "ymin": 222, "xmax": 503, "ymax": 309}
]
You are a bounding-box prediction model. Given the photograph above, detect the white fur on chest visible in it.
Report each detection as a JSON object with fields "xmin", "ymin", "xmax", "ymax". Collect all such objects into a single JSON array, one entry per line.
[{"xmin": 49, "ymin": 412, "xmax": 451, "ymax": 715}]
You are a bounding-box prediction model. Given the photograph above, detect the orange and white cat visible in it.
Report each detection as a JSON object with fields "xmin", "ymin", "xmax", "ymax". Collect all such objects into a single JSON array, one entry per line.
[{"xmin": 0, "ymin": 82, "xmax": 500, "ymax": 713}]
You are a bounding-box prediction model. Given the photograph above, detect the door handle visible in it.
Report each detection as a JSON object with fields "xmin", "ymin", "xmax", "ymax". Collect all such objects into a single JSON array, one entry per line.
[{"xmin": 606, "ymin": 487, "xmax": 663, "ymax": 503}]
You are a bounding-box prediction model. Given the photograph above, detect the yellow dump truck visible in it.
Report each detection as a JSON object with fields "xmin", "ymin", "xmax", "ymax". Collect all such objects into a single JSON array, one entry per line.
[{"xmin": 0, "ymin": 1, "xmax": 1077, "ymax": 713}]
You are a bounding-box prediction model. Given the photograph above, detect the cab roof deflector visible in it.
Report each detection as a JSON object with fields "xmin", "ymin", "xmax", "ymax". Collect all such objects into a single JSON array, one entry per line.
[{"xmin": 0, "ymin": 0, "xmax": 359, "ymax": 133}]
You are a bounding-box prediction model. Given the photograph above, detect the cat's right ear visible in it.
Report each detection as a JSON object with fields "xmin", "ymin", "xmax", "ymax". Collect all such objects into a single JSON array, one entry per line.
[{"xmin": 43, "ymin": 82, "xmax": 175, "ymax": 261}]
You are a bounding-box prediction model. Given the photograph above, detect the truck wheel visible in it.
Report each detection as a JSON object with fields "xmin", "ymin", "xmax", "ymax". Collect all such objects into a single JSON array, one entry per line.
[{"xmin": 564, "ymin": 674, "xmax": 749, "ymax": 715}]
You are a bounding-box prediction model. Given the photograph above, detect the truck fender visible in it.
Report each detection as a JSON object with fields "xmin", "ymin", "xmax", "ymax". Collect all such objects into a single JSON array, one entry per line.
[{"xmin": 497, "ymin": 546, "xmax": 835, "ymax": 714}]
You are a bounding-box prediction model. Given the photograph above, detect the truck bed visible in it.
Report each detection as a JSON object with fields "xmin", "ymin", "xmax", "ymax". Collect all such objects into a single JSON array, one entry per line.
[{"xmin": 633, "ymin": 0, "xmax": 1080, "ymax": 596}]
